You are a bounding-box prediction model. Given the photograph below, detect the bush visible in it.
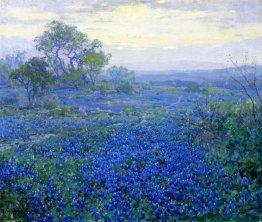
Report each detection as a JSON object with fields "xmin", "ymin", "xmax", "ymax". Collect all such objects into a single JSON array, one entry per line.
[
  {"xmin": 60, "ymin": 72, "xmax": 85, "ymax": 88},
  {"xmin": 222, "ymin": 102, "xmax": 262, "ymax": 184},
  {"xmin": 0, "ymin": 92, "xmax": 19, "ymax": 107},
  {"xmin": 186, "ymin": 82, "xmax": 200, "ymax": 92},
  {"xmin": 50, "ymin": 105, "xmax": 80, "ymax": 116},
  {"xmin": 96, "ymin": 80, "xmax": 113, "ymax": 93},
  {"xmin": 115, "ymin": 82, "xmax": 134, "ymax": 94},
  {"xmin": 34, "ymin": 95, "xmax": 60, "ymax": 110},
  {"xmin": 186, "ymin": 98, "xmax": 262, "ymax": 188},
  {"xmin": 137, "ymin": 82, "xmax": 151, "ymax": 90}
]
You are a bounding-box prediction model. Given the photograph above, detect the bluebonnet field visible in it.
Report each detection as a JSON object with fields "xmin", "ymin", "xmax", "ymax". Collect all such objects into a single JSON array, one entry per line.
[
  {"xmin": 0, "ymin": 83, "xmax": 261, "ymax": 222},
  {"xmin": 0, "ymin": 20, "xmax": 261, "ymax": 222}
]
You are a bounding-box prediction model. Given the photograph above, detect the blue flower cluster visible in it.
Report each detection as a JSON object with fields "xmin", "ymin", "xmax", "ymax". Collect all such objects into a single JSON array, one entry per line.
[
  {"xmin": 79, "ymin": 123, "xmax": 257, "ymax": 221},
  {"xmin": 0, "ymin": 116, "xmax": 93, "ymax": 141},
  {"xmin": 0, "ymin": 159, "xmax": 35, "ymax": 192},
  {"xmin": 0, "ymin": 119, "xmax": 259, "ymax": 221}
]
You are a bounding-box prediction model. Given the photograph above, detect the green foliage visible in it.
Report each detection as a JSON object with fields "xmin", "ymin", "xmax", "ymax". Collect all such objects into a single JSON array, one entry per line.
[
  {"xmin": 222, "ymin": 102, "xmax": 262, "ymax": 184},
  {"xmin": 108, "ymin": 65, "xmax": 135, "ymax": 84},
  {"xmin": 60, "ymin": 71, "xmax": 84, "ymax": 88},
  {"xmin": 35, "ymin": 21, "xmax": 89, "ymax": 77},
  {"xmin": 202, "ymin": 87, "xmax": 211, "ymax": 96},
  {"xmin": 82, "ymin": 51, "xmax": 111, "ymax": 88},
  {"xmin": 186, "ymin": 82, "xmax": 200, "ymax": 92},
  {"xmin": 188, "ymin": 96, "xmax": 262, "ymax": 186},
  {"xmin": 115, "ymin": 82, "xmax": 134, "ymax": 94},
  {"xmin": 50, "ymin": 105, "xmax": 80, "ymax": 117},
  {"xmin": 35, "ymin": 95, "xmax": 60, "ymax": 110},
  {"xmin": 35, "ymin": 20, "xmax": 110, "ymax": 89},
  {"xmin": 107, "ymin": 66, "xmax": 136, "ymax": 93},
  {"xmin": 123, "ymin": 107, "xmax": 142, "ymax": 118},
  {"xmin": 96, "ymin": 80, "xmax": 113, "ymax": 93},
  {"xmin": 9, "ymin": 57, "xmax": 54, "ymax": 105},
  {"xmin": 0, "ymin": 190, "xmax": 26, "ymax": 222},
  {"xmin": 137, "ymin": 82, "xmax": 151, "ymax": 90}
]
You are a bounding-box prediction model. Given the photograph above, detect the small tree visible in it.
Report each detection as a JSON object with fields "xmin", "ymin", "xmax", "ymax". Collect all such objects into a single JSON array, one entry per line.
[
  {"xmin": 229, "ymin": 54, "xmax": 262, "ymax": 125},
  {"xmin": 107, "ymin": 66, "xmax": 136, "ymax": 93},
  {"xmin": 82, "ymin": 51, "xmax": 111, "ymax": 88},
  {"xmin": 0, "ymin": 51, "xmax": 26, "ymax": 85},
  {"xmin": 9, "ymin": 57, "xmax": 54, "ymax": 105},
  {"xmin": 226, "ymin": 54, "xmax": 262, "ymax": 183}
]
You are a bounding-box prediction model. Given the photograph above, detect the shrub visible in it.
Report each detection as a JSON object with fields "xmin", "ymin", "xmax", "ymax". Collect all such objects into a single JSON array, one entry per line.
[
  {"xmin": 222, "ymin": 102, "xmax": 262, "ymax": 184},
  {"xmin": 185, "ymin": 98, "xmax": 262, "ymax": 188},
  {"xmin": 0, "ymin": 92, "xmax": 19, "ymax": 107},
  {"xmin": 186, "ymin": 82, "xmax": 200, "ymax": 92},
  {"xmin": 35, "ymin": 95, "xmax": 60, "ymax": 110},
  {"xmin": 107, "ymin": 66, "xmax": 136, "ymax": 94},
  {"xmin": 96, "ymin": 80, "xmax": 113, "ymax": 93},
  {"xmin": 50, "ymin": 105, "xmax": 80, "ymax": 116},
  {"xmin": 115, "ymin": 82, "xmax": 134, "ymax": 94}
]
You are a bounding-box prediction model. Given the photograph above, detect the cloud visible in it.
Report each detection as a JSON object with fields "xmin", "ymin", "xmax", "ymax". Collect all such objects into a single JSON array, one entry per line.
[
  {"xmin": 74, "ymin": 3, "xmax": 262, "ymax": 50},
  {"xmin": 104, "ymin": 38, "xmax": 262, "ymax": 70},
  {"xmin": 0, "ymin": 0, "xmax": 261, "ymax": 69},
  {"xmin": 151, "ymin": 0, "xmax": 262, "ymax": 23},
  {"xmin": 7, "ymin": 7, "xmax": 59, "ymax": 21}
]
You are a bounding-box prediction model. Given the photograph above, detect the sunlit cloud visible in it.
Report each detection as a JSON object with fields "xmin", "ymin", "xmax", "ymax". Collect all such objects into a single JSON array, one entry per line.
[
  {"xmin": 65, "ymin": 4, "xmax": 90, "ymax": 10},
  {"xmin": 0, "ymin": 23, "xmax": 45, "ymax": 39},
  {"xmin": 0, "ymin": 0, "xmax": 261, "ymax": 70}
]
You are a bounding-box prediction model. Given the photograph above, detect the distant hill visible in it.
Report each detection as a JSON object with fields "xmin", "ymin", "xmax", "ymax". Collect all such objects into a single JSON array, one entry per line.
[
  {"xmin": 135, "ymin": 66, "xmax": 262, "ymax": 83},
  {"xmin": 1, "ymin": 66, "xmax": 261, "ymax": 87}
]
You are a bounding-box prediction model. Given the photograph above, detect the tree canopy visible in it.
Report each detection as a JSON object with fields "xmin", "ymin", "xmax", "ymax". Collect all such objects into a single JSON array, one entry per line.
[
  {"xmin": 35, "ymin": 21, "xmax": 110, "ymax": 87},
  {"xmin": 9, "ymin": 57, "xmax": 54, "ymax": 104},
  {"xmin": 108, "ymin": 66, "xmax": 136, "ymax": 85},
  {"xmin": 107, "ymin": 66, "xmax": 136, "ymax": 93},
  {"xmin": 82, "ymin": 51, "xmax": 111, "ymax": 87}
]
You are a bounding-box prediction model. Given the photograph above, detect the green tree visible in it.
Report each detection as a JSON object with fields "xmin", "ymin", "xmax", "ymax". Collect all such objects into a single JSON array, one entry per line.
[
  {"xmin": 9, "ymin": 57, "xmax": 54, "ymax": 105},
  {"xmin": 107, "ymin": 66, "xmax": 136, "ymax": 93},
  {"xmin": 82, "ymin": 51, "xmax": 111, "ymax": 88},
  {"xmin": 35, "ymin": 20, "xmax": 109, "ymax": 88}
]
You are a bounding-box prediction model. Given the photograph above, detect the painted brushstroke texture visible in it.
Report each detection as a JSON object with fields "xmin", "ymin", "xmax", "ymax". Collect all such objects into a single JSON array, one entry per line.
[{"xmin": 0, "ymin": 0, "xmax": 261, "ymax": 70}]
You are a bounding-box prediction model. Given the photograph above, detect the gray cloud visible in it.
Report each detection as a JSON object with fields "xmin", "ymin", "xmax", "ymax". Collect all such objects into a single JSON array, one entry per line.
[
  {"xmin": 150, "ymin": 0, "xmax": 262, "ymax": 23},
  {"xmin": 1, "ymin": 0, "xmax": 261, "ymax": 24},
  {"xmin": 0, "ymin": 0, "xmax": 261, "ymax": 70}
]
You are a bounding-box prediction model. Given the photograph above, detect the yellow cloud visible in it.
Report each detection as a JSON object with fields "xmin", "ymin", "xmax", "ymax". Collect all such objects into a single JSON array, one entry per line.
[
  {"xmin": 78, "ymin": 3, "xmax": 260, "ymax": 49},
  {"xmin": 155, "ymin": 0, "xmax": 169, "ymax": 3},
  {"xmin": 65, "ymin": 4, "xmax": 89, "ymax": 10},
  {"xmin": 1, "ymin": 2, "xmax": 261, "ymax": 52},
  {"xmin": 113, "ymin": 4, "xmax": 149, "ymax": 16},
  {"xmin": 107, "ymin": 3, "xmax": 213, "ymax": 19},
  {"xmin": 0, "ymin": 23, "xmax": 45, "ymax": 39},
  {"xmin": 87, "ymin": 17, "xmax": 262, "ymax": 49}
]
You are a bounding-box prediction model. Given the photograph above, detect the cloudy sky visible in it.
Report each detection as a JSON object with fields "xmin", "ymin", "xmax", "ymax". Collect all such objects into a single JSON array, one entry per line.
[{"xmin": 0, "ymin": 0, "xmax": 262, "ymax": 70}]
